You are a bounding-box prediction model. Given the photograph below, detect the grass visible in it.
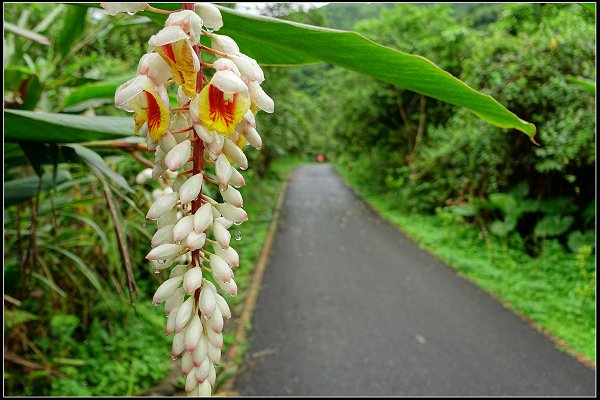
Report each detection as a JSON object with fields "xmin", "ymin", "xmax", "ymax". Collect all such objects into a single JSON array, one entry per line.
[{"xmin": 335, "ymin": 162, "xmax": 596, "ymax": 363}]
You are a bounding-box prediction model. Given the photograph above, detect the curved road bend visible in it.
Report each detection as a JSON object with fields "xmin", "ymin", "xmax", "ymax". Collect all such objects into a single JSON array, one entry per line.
[{"xmin": 234, "ymin": 164, "xmax": 595, "ymax": 396}]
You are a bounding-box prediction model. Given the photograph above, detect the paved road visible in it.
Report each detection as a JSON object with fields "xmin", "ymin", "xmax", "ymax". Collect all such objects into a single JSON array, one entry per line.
[{"xmin": 234, "ymin": 164, "xmax": 595, "ymax": 396}]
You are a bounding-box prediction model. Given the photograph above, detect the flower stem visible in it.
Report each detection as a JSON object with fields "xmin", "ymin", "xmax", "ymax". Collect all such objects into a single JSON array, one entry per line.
[{"xmin": 146, "ymin": 5, "xmax": 175, "ymax": 15}]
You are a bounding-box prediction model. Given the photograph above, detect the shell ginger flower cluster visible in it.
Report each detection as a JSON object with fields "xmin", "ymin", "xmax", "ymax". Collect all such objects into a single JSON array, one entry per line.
[{"xmin": 104, "ymin": 2, "xmax": 273, "ymax": 396}]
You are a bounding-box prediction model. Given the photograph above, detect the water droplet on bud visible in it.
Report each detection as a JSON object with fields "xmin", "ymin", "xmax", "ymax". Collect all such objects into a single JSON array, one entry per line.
[
  {"xmin": 172, "ymin": 356, "xmax": 179, "ymax": 361},
  {"xmin": 234, "ymin": 231, "xmax": 242, "ymax": 241},
  {"xmin": 220, "ymin": 185, "xmax": 227, "ymax": 192},
  {"xmin": 233, "ymin": 221, "xmax": 242, "ymax": 226},
  {"xmin": 153, "ymin": 268, "xmax": 161, "ymax": 274},
  {"xmin": 127, "ymin": 11, "xmax": 135, "ymax": 15}
]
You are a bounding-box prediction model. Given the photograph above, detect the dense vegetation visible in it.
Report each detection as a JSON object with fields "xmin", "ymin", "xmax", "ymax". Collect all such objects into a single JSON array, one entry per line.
[{"xmin": 3, "ymin": 2, "xmax": 595, "ymax": 396}]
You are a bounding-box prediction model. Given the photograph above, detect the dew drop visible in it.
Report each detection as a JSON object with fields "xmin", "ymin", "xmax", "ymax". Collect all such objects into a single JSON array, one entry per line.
[
  {"xmin": 234, "ymin": 231, "xmax": 242, "ymax": 241},
  {"xmin": 206, "ymin": 27, "xmax": 214, "ymax": 33},
  {"xmin": 256, "ymin": 146, "xmax": 262, "ymax": 150},
  {"xmin": 172, "ymin": 356, "xmax": 179, "ymax": 361},
  {"xmin": 154, "ymin": 268, "xmax": 161, "ymax": 274},
  {"xmin": 220, "ymin": 185, "xmax": 227, "ymax": 192},
  {"xmin": 233, "ymin": 221, "xmax": 242, "ymax": 226},
  {"xmin": 225, "ymin": 315, "xmax": 231, "ymax": 320}
]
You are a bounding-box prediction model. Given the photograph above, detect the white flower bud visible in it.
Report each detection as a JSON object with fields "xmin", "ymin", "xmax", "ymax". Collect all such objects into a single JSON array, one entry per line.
[
  {"xmin": 185, "ymin": 366, "xmax": 198, "ymax": 392},
  {"xmin": 165, "ymin": 287, "xmax": 185, "ymax": 316},
  {"xmin": 199, "ymin": 283, "xmax": 216, "ymax": 318},
  {"xmin": 215, "ymin": 203, "xmax": 248, "ymax": 224},
  {"xmin": 181, "ymin": 351, "xmax": 194, "ymax": 376},
  {"xmin": 194, "ymin": 203, "xmax": 213, "ymax": 233},
  {"xmin": 175, "ymin": 296, "xmax": 195, "ymax": 333},
  {"xmin": 166, "ymin": 10, "xmax": 203, "ymax": 45},
  {"xmin": 171, "ymin": 330, "xmax": 185, "ymax": 357},
  {"xmin": 215, "ymin": 294, "xmax": 231, "ymax": 319},
  {"xmin": 177, "ymin": 87, "xmax": 190, "ymax": 107},
  {"xmin": 209, "ymin": 34, "xmax": 239, "ymax": 55},
  {"xmin": 248, "ymin": 80, "xmax": 274, "ymax": 113},
  {"xmin": 224, "ymin": 138, "xmax": 248, "ymax": 170},
  {"xmin": 228, "ymin": 54, "xmax": 264, "ymax": 83},
  {"xmin": 160, "ymin": 133, "xmax": 178, "ymax": 154},
  {"xmin": 213, "ymin": 220, "xmax": 231, "ymax": 250},
  {"xmin": 214, "ymin": 245, "xmax": 239, "ymax": 268},
  {"xmin": 194, "ymin": 3, "xmax": 223, "ymax": 31},
  {"xmin": 152, "ymin": 257, "xmax": 176, "ymax": 272},
  {"xmin": 165, "ymin": 139, "xmax": 192, "ymax": 172},
  {"xmin": 207, "ymin": 305, "xmax": 223, "ymax": 333},
  {"xmin": 153, "ymin": 275, "xmax": 183, "ymax": 304},
  {"xmin": 149, "ymin": 25, "xmax": 189, "ymax": 48},
  {"xmin": 215, "ymin": 154, "xmax": 232, "ymax": 189},
  {"xmin": 211, "ymin": 70, "xmax": 248, "ymax": 96},
  {"xmin": 208, "ymin": 362, "xmax": 216, "ymax": 387},
  {"xmin": 207, "ymin": 131, "xmax": 225, "ymax": 154},
  {"xmin": 170, "ymin": 265, "xmax": 188, "ymax": 278},
  {"xmin": 179, "ymin": 173, "xmax": 203, "ymax": 204},
  {"xmin": 166, "ymin": 306, "xmax": 178, "ymax": 335},
  {"xmin": 199, "ymin": 379, "xmax": 212, "ymax": 396},
  {"xmin": 186, "ymin": 231, "xmax": 206, "ymax": 251},
  {"xmin": 173, "ymin": 215, "xmax": 194, "ymax": 242},
  {"xmin": 136, "ymin": 168, "xmax": 153, "ymax": 184},
  {"xmin": 214, "ymin": 275, "xmax": 237, "ymax": 296},
  {"xmin": 195, "ymin": 356, "xmax": 210, "ymax": 383},
  {"xmin": 152, "ymin": 162, "xmax": 165, "ymax": 180},
  {"xmin": 185, "ymin": 315, "xmax": 202, "ymax": 352},
  {"xmin": 229, "ymin": 168, "xmax": 245, "ymax": 188},
  {"xmin": 206, "ymin": 328, "xmax": 223, "ymax": 349},
  {"xmin": 146, "ymin": 243, "xmax": 184, "ymax": 261},
  {"xmin": 157, "ymin": 208, "xmax": 178, "ymax": 229},
  {"xmin": 183, "ymin": 266, "xmax": 203, "ymax": 294},
  {"xmin": 172, "ymin": 175, "xmax": 187, "ymax": 193},
  {"xmin": 137, "ymin": 53, "xmax": 171, "ymax": 86},
  {"xmin": 245, "ymin": 126, "xmax": 262, "ymax": 149},
  {"xmin": 210, "ymin": 254, "xmax": 232, "ymax": 283},
  {"xmin": 193, "ymin": 123, "xmax": 213, "ymax": 143},
  {"xmin": 192, "ymin": 335, "xmax": 209, "ymax": 367},
  {"xmin": 101, "ymin": 2, "xmax": 148, "ymax": 15},
  {"xmin": 221, "ymin": 185, "xmax": 244, "ymax": 208},
  {"xmin": 151, "ymin": 224, "xmax": 175, "ymax": 248},
  {"xmin": 147, "ymin": 192, "xmax": 179, "ymax": 220},
  {"xmin": 213, "ymin": 58, "xmax": 241, "ymax": 76},
  {"xmin": 214, "ymin": 216, "xmax": 233, "ymax": 230},
  {"xmin": 211, "ymin": 205, "xmax": 222, "ymax": 219}
]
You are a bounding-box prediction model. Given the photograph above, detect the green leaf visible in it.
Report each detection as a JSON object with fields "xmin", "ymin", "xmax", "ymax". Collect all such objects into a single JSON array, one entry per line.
[
  {"xmin": 580, "ymin": 3, "xmax": 595, "ymax": 13},
  {"xmin": 63, "ymin": 144, "xmax": 133, "ymax": 193},
  {"xmin": 3, "ymin": 21, "xmax": 51, "ymax": 45},
  {"xmin": 568, "ymin": 76, "xmax": 595, "ymax": 93},
  {"xmin": 489, "ymin": 219, "xmax": 516, "ymax": 238},
  {"xmin": 60, "ymin": 75, "xmax": 132, "ymax": 112},
  {"xmin": 538, "ymin": 197, "xmax": 578, "ymax": 215},
  {"xmin": 445, "ymin": 204, "xmax": 478, "ymax": 217},
  {"xmin": 488, "ymin": 193, "xmax": 518, "ymax": 217},
  {"xmin": 57, "ymin": 6, "xmax": 87, "ymax": 57},
  {"xmin": 534, "ymin": 215, "xmax": 574, "ymax": 238},
  {"xmin": 4, "ymin": 170, "xmax": 71, "ymax": 207},
  {"xmin": 5, "ymin": 109, "xmax": 134, "ymax": 143},
  {"xmin": 141, "ymin": 3, "xmax": 536, "ymax": 139},
  {"xmin": 567, "ymin": 230, "xmax": 595, "ymax": 253}
]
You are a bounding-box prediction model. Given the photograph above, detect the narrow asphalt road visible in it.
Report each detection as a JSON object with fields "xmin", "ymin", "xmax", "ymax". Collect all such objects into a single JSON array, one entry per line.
[{"xmin": 234, "ymin": 164, "xmax": 595, "ymax": 396}]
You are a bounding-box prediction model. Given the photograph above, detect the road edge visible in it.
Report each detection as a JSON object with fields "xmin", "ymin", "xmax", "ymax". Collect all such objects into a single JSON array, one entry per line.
[
  {"xmin": 334, "ymin": 164, "xmax": 596, "ymax": 371},
  {"xmin": 216, "ymin": 175, "xmax": 291, "ymax": 395}
]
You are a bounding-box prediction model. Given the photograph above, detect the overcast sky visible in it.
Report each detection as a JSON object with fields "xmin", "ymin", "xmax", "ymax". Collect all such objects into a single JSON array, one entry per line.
[{"xmin": 234, "ymin": 2, "xmax": 330, "ymax": 15}]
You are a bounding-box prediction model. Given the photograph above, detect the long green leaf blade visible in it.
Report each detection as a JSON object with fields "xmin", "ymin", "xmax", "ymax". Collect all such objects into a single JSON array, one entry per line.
[
  {"xmin": 142, "ymin": 4, "xmax": 536, "ymax": 139},
  {"xmin": 4, "ymin": 171, "xmax": 71, "ymax": 207},
  {"xmin": 5, "ymin": 109, "xmax": 134, "ymax": 143}
]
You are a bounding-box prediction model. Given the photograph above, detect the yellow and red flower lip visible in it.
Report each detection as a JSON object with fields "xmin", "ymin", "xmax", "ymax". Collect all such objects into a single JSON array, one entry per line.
[
  {"xmin": 190, "ymin": 71, "xmax": 250, "ymax": 136},
  {"xmin": 149, "ymin": 26, "xmax": 200, "ymax": 98},
  {"xmin": 115, "ymin": 74, "xmax": 171, "ymax": 142}
]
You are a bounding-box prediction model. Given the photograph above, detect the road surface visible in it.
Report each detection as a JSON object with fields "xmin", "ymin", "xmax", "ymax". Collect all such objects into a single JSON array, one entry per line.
[{"xmin": 234, "ymin": 164, "xmax": 595, "ymax": 396}]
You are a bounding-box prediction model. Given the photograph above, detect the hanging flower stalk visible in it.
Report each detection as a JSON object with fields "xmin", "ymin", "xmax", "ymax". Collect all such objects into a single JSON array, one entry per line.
[{"xmin": 103, "ymin": 2, "xmax": 274, "ymax": 396}]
